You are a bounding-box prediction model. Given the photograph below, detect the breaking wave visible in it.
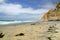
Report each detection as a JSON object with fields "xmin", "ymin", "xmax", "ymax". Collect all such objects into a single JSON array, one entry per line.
[{"xmin": 0, "ymin": 21, "xmax": 34, "ymax": 25}]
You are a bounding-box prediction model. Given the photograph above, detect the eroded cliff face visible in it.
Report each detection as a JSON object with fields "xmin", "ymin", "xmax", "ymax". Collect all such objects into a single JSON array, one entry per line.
[{"xmin": 41, "ymin": 2, "xmax": 60, "ymax": 21}]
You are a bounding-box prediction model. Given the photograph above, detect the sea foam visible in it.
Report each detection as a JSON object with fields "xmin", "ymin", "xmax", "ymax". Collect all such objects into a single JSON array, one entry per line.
[{"xmin": 0, "ymin": 21, "xmax": 34, "ymax": 25}]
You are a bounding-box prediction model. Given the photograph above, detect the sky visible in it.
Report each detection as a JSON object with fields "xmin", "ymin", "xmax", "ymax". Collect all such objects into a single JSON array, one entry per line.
[{"xmin": 0, "ymin": 0, "xmax": 60, "ymax": 21}]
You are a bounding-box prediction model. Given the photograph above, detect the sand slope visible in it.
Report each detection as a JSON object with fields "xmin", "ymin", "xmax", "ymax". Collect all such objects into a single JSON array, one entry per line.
[{"xmin": 0, "ymin": 22, "xmax": 60, "ymax": 40}]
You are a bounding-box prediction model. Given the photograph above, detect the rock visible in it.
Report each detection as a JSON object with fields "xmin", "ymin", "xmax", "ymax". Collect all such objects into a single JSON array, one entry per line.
[
  {"xmin": 0, "ymin": 33, "xmax": 5, "ymax": 38},
  {"xmin": 15, "ymin": 33, "xmax": 24, "ymax": 36},
  {"xmin": 41, "ymin": 2, "xmax": 60, "ymax": 21},
  {"xmin": 47, "ymin": 37, "xmax": 52, "ymax": 40}
]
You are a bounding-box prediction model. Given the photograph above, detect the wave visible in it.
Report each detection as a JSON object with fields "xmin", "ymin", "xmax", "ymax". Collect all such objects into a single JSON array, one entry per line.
[{"xmin": 0, "ymin": 21, "xmax": 34, "ymax": 25}]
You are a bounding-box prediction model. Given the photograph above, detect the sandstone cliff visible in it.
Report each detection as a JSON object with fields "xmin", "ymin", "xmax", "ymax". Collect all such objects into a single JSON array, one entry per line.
[{"xmin": 41, "ymin": 2, "xmax": 60, "ymax": 21}]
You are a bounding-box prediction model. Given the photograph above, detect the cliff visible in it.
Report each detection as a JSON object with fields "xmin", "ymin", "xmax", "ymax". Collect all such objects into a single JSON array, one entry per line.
[{"xmin": 41, "ymin": 2, "xmax": 60, "ymax": 21}]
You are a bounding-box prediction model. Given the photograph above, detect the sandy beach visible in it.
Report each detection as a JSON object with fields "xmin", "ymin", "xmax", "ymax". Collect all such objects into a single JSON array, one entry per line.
[
  {"xmin": 0, "ymin": 21, "xmax": 60, "ymax": 40},
  {"xmin": 0, "ymin": 0, "xmax": 60, "ymax": 40}
]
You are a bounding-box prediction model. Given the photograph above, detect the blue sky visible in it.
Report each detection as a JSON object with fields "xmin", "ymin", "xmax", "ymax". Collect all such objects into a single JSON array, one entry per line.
[{"xmin": 0, "ymin": 0, "xmax": 60, "ymax": 21}]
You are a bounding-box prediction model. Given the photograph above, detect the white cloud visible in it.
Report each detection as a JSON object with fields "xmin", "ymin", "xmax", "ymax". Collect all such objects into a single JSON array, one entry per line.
[
  {"xmin": 0, "ymin": 3, "xmax": 49, "ymax": 15},
  {"xmin": 0, "ymin": 0, "xmax": 5, "ymax": 3},
  {"xmin": 42, "ymin": 3, "xmax": 55, "ymax": 9},
  {"xmin": 0, "ymin": 0, "xmax": 56, "ymax": 20},
  {"xmin": 0, "ymin": 0, "xmax": 55, "ymax": 16}
]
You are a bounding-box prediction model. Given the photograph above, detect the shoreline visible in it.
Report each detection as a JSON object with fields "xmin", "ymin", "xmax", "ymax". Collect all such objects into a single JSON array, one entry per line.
[
  {"xmin": 0, "ymin": 21, "xmax": 60, "ymax": 26},
  {"xmin": 0, "ymin": 22, "xmax": 35, "ymax": 26}
]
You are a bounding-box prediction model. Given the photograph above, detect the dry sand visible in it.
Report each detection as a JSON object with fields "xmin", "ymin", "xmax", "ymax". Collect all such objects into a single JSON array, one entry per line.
[{"xmin": 0, "ymin": 21, "xmax": 60, "ymax": 40}]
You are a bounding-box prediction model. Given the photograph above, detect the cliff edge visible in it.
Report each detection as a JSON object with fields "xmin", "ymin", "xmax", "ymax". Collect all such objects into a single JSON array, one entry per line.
[{"xmin": 41, "ymin": 2, "xmax": 60, "ymax": 21}]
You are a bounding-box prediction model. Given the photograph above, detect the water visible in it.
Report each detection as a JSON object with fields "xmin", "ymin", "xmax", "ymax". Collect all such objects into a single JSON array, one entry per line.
[{"xmin": 0, "ymin": 21, "xmax": 35, "ymax": 25}]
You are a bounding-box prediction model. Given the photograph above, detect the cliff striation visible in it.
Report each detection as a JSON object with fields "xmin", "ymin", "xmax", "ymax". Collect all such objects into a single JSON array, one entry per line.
[{"xmin": 41, "ymin": 2, "xmax": 60, "ymax": 21}]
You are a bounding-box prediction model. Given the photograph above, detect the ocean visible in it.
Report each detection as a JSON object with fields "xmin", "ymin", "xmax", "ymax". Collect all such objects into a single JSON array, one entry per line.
[{"xmin": 0, "ymin": 21, "xmax": 35, "ymax": 25}]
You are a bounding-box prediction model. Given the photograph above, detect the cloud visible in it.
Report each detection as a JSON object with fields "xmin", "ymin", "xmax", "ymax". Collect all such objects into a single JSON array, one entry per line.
[
  {"xmin": 0, "ymin": 3, "xmax": 50, "ymax": 15},
  {"xmin": 0, "ymin": 0, "xmax": 55, "ymax": 20},
  {"xmin": 0, "ymin": 0, "xmax": 5, "ymax": 3},
  {"xmin": 0, "ymin": 0, "xmax": 55, "ymax": 16},
  {"xmin": 41, "ymin": 3, "xmax": 55, "ymax": 9},
  {"xmin": 0, "ymin": 13, "xmax": 41, "ymax": 21}
]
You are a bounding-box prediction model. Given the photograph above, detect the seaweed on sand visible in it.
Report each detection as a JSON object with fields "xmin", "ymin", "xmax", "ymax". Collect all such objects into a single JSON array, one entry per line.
[
  {"xmin": 0, "ymin": 33, "xmax": 5, "ymax": 38},
  {"xmin": 15, "ymin": 33, "xmax": 24, "ymax": 36}
]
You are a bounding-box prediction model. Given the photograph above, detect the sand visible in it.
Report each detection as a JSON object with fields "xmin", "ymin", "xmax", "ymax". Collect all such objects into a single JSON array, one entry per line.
[{"xmin": 0, "ymin": 21, "xmax": 60, "ymax": 40}]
